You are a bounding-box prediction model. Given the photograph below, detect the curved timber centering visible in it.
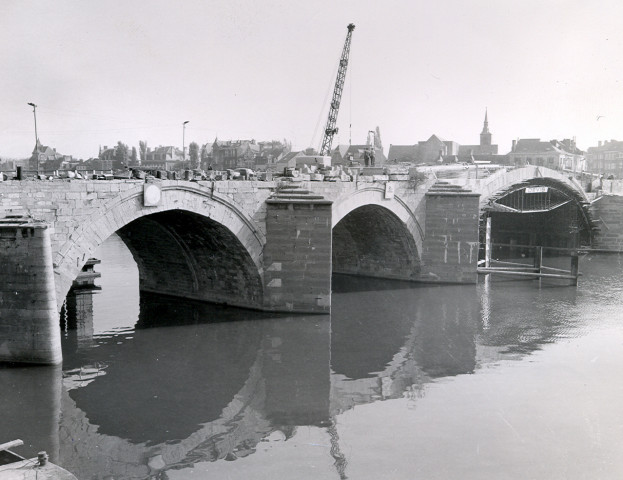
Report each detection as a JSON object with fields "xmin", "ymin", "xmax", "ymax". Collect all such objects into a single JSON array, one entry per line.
[{"xmin": 471, "ymin": 167, "xmax": 594, "ymax": 248}]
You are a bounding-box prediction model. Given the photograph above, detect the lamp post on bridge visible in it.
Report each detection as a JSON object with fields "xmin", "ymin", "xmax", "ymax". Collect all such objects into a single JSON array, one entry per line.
[
  {"xmin": 27, "ymin": 102, "xmax": 39, "ymax": 175},
  {"xmin": 182, "ymin": 120, "xmax": 189, "ymax": 164}
]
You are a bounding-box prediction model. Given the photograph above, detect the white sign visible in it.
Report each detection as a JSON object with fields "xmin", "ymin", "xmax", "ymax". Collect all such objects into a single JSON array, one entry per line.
[
  {"xmin": 525, "ymin": 186, "xmax": 548, "ymax": 194},
  {"xmin": 144, "ymin": 183, "xmax": 161, "ymax": 206},
  {"xmin": 384, "ymin": 183, "xmax": 395, "ymax": 199}
]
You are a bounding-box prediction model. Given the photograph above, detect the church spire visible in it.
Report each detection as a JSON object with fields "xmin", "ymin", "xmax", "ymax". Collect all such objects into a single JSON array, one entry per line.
[
  {"xmin": 480, "ymin": 108, "xmax": 492, "ymax": 146},
  {"xmin": 481, "ymin": 108, "xmax": 490, "ymax": 135}
]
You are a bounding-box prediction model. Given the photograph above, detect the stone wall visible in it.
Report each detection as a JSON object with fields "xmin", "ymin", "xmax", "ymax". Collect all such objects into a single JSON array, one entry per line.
[
  {"xmin": 0, "ymin": 223, "xmax": 61, "ymax": 364},
  {"xmin": 591, "ymin": 195, "xmax": 623, "ymax": 251},
  {"xmin": 421, "ymin": 183, "xmax": 480, "ymax": 283},
  {"xmin": 0, "ymin": 179, "xmax": 270, "ymax": 310},
  {"xmin": 264, "ymin": 192, "xmax": 333, "ymax": 313}
]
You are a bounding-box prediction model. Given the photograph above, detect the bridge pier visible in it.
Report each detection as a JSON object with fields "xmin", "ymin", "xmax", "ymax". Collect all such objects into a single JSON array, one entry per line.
[
  {"xmin": 0, "ymin": 221, "xmax": 62, "ymax": 365},
  {"xmin": 263, "ymin": 188, "xmax": 333, "ymax": 313},
  {"xmin": 421, "ymin": 183, "xmax": 480, "ymax": 283}
]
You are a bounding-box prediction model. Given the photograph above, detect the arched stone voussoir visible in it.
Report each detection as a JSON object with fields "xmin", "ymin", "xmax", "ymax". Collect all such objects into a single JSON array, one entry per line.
[
  {"xmin": 332, "ymin": 185, "xmax": 423, "ymax": 246},
  {"xmin": 53, "ymin": 184, "xmax": 266, "ymax": 311}
]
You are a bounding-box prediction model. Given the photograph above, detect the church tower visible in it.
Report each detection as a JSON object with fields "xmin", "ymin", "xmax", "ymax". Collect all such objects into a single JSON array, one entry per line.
[{"xmin": 480, "ymin": 109, "xmax": 492, "ymax": 147}]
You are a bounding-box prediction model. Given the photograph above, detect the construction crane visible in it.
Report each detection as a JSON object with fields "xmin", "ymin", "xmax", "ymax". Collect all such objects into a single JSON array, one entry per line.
[{"xmin": 320, "ymin": 23, "xmax": 355, "ymax": 156}]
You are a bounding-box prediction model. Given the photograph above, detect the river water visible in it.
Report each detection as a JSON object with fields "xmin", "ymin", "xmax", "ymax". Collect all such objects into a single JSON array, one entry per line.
[{"xmin": 2, "ymin": 234, "xmax": 623, "ymax": 479}]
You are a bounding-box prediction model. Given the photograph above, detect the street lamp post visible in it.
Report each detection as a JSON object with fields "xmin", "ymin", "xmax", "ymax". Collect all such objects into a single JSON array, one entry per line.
[
  {"xmin": 27, "ymin": 102, "xmax": 39, "ymax": 175},
  {"xmin": 182, "ymin": 120, "xmax": 189, "ymax": 164}
]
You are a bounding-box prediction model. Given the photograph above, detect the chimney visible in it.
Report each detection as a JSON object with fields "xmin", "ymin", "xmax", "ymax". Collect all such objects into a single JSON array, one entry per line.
[
  {"xmin": 598, "ymin": 141, "xmax": 602, "ymax": 147},
  {"xmin": 511, "ymin": 140, "xmax": 516, "ymax": 152}
]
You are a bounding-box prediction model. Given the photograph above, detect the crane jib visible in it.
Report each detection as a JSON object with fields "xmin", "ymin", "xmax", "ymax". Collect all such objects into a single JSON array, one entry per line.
[{"xmin": 320, "ymin": 23, "xmax": 355, "ymax": 156}]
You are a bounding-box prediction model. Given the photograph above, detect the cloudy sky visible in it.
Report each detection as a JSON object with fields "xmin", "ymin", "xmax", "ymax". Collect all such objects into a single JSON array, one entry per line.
[{"xmin": 1, "ymin": 0, "xmax": 622, "ymax": 159}]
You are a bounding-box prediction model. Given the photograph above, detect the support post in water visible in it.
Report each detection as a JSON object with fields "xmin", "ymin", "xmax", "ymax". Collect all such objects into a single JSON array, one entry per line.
[
  {"xmin": 533, "ymin": 246, "xmax": 542, "ymax": 275},
  {"xmin": 485, "ymin": 217, "xmax": 492, "ymax": 268},
  {"xmin": 570, "ymin": 253, "xmax": 579, "ymax": 286}
]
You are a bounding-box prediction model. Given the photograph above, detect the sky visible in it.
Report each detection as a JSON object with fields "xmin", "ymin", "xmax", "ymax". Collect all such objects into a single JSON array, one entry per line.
[{"xmin": 1, "ymin": 0, "xmax": 623, "ymax": 160}]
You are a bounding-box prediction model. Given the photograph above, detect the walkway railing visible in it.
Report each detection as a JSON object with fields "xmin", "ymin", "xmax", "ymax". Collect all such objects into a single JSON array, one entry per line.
[{"xmin": 477, "ymin": 243, "xmax": 580, "ymax": 285}]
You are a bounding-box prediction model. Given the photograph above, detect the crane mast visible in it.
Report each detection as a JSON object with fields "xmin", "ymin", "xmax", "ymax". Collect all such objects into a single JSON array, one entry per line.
[{"xmin": 320, "ymin": 23, "xmax": 355, "ymax": 156}]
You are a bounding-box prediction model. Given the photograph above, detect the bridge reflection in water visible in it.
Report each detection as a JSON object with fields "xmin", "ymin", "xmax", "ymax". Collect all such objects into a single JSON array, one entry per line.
[{"xmin": 2, "ymin": 235, "xmax": 621, "ymax": 479}]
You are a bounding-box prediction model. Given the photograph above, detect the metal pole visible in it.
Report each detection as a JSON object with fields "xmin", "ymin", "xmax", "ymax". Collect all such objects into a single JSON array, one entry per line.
[
  {"xmin": 485, "ymin": 217, "xmax": 492, "ymax": 268},
  {"xmin": 27, "ymin": 102, "xmax": 39, "ymax": 175},
  {"xmin": 182, "ymin": 120, "xmax": 189, "ymax": 164},
  {"xmin": 570, "ymin": 254, "xmax": 579, "ymax": 286}
]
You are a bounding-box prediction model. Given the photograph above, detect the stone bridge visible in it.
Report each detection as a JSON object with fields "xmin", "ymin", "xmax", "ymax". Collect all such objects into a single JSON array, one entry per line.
[{"xmin": 0, "ymin": 166, "xmax": 599, "ymax": 364}]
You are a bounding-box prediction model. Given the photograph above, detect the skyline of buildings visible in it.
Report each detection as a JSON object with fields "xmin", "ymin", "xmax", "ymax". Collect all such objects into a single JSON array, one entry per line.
[{"xmin": 5, "ymin": 109, "xmax": 623, "ymax": 176}]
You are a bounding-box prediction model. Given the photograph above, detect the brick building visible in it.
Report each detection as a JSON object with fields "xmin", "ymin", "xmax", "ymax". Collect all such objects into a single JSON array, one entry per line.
[
  {"xmin": 508, "ymin": 138, "xmax": 585, "ymax": 172},
  {"xmin": 29, "ymin": 141, "xmax": 71, "ymax": 171},
  {"xmin": 585, "ymin": 140, "xmax": 623, "ymax": 177},
  {"xmin": 211, "ymin": 139, "xmax": 260, "ymax": 170}
]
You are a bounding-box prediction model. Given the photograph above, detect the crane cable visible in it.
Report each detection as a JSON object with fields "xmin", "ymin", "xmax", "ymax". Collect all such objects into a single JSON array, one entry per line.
[
  {"xmin": 349, "ymin": 45, "xmax": 352, "ymax": 146},
  {"xmin": 310, "ymin": 59, "xmax": 340, "ymax": 153}
]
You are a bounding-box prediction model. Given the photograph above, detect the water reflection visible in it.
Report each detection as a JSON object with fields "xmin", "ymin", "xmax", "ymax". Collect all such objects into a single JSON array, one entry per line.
[
  {"xmin": 476, "ymin": 274, "xmax": 581, "ymax": 355},
  {"xmin": 0, "ymin": 364, "xmax": 62, "ymax": 462},
  {"xmin": 57, "ymin": 295, "xmax": 331, "ymax": 479},
  {"xmin": 2, "ymin": 236, "xmax": 622, "ymax": 479},
  {"xmin": 330, "ymin": 275, "xmax": 479, "ymax": 417}
]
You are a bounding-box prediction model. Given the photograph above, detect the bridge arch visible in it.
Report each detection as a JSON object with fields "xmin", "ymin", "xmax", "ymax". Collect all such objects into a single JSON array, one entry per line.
[
  {"xmin": 479, "ymin": 168, "xmax": 593, "ymax": 250},
  {"xmin": 475, "ymin": 166, "xmax": 589, "ymax": 207},
  {"xmin": 54, "ymin": 184, "xmax": 265, "ymax": 311},
  {"xmin": 331, "ymin": 186, "xmax": 422, "ymax": 280}
]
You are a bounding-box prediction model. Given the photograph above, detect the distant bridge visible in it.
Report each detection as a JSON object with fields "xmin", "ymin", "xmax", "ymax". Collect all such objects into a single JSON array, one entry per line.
[{"xmin": 0, "ymin": 165, "xmax": 615, "ymax": 364}]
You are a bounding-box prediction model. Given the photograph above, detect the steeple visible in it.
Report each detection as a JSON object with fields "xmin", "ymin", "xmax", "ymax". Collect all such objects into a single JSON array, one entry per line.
[
  {"xmin": 481, "ymin": 109, "xmax": 489, "ymax": 134},
  {"xmin": 480, "ymin": 108, "xmax": 492, "ymax": 146}
]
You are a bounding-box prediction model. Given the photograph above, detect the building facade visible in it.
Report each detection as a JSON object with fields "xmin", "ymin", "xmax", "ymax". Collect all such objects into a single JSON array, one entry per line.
[
  {"xmin": 585, "ymin": 140, "xmax": 623, "ymax": 177},
  {"xmin": 211, "ymin": 139, "xmax": 260, "ymax": 170},
  {"xmin": 331, "ymin": 144, "xmax": 386, "ymax": 167},
  {"xmin": 508, "ymin": 138, "xmax": 585, "ymax": 172},
  {"xmin": 29, "ymin": 141, "xmax": 71, "ymax": 171}
]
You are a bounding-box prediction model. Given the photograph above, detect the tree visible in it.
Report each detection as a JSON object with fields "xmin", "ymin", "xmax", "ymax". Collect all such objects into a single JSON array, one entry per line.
[
  {"xmin": 189, "ymin": 142, "xmax": 200, "ymax": 170},
  {"xmin": 130, "ymin": 147, "xmax": 138, "ymax": 165},
  {"xmin": 139, "ymin": 140, "xmax": 147, "ymax": 163},
  {"xmin": 283, "ymin": 138, "xmax": 292, "ymax": 153},
  {"xmin": 114, "ymin": 141, "xmax": 129, "ymax": 168}
]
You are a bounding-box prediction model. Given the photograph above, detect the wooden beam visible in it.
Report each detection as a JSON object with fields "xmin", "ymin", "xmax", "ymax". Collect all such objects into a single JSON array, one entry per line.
[
  {"xmin": 477, "ymin": 268, "xmax": 577, "ymax": 280},
  {"xmin": 0, "ymin": 440, "xmax": 24, "ymax": 452}
]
